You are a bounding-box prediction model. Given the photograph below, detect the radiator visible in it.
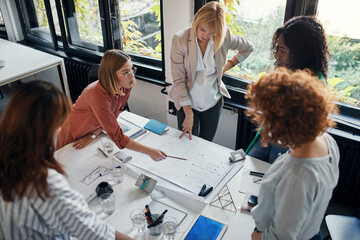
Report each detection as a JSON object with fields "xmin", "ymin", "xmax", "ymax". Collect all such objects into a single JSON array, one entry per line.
[
  {"xmin": 64, "ymin": 59, "xmax": 92, "ymax": 102},
  {"xmin": 330, "ymin": 130, "xmax": 360, "ymax": 208},
  {"xmin": 235, "ymin": 107, "xmax": 360, "ymax": 208}
]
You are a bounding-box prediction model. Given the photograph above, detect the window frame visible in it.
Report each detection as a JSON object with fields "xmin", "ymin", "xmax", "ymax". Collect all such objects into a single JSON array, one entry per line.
[{"xmin": 15, "ymin": 0, "xmax": 166, "ymax": 82}]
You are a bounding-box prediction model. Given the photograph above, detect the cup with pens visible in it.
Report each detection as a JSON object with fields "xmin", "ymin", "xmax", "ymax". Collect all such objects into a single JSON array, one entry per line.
[{"xmin": 145, "ymin": 205, "xmax": 168, "ymax": 236}]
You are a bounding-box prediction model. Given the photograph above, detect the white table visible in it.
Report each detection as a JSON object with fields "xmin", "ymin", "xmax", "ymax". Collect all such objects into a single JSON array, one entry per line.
[
  {"xmin": 0, "ymin": 38, "xmax": 70, "ymax": 96},
  {"xmin": 55, "ymin": 112, "xmax": 271, "ymax": 240}
]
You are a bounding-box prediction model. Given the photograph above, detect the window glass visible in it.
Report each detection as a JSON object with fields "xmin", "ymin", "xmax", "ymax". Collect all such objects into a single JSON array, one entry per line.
[
  {"xmin": 73, "ymin": 0, "xmax": 103, "ymax": 46},
  {"xmin": 0, "ymin": 9, "xmax": 4, "ymax": 23},
  {"xmin": 34, "ymin": 0, "xmax": 49, "ymax": 31},
  {"xmin": 317, "ymin": 0, "xmax": 360, "ymax": 107},
  {"xmin": 50, "ymin": 0, "xmax": 61, "ymax": 35},
  {"xmin": 119, "ymin": 0, "xmax": 162, "ymax": 59},
  {"xmin": 220, "ymin": 0, "xmax": 287, "ymax": 81}
]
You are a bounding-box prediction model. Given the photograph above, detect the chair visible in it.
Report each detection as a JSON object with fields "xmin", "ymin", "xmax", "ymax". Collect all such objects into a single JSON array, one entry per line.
[
  {"xmin": 87, "ymin": 64, "xmax": 130, "ymax": 112},
  {"xmin": 324, "ymin": 209, "xmax": 360, "ymax": 240}
]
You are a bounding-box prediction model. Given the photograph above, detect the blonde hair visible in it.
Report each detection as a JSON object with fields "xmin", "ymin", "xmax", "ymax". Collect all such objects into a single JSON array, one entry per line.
[
  {"xmin": 192, "ymin": 1, "xmax": 226, "ymax": 51},
  {"xmin": 98, "ymin": 49, "xmax": 131, "ymax": 95}
]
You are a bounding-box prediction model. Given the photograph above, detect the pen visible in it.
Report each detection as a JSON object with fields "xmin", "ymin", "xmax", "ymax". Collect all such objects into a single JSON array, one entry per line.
[
  {"xmin": 249, "ymin": 171, "xmax": 265, "ymax": 177},
  {"xmin": 166, "ymin": 155, "xmax": 187, "ymax": 160},
  {"xmin": 97, "ymin": 147, "xmax": 108, "ymax": 157},
  {"xmin": 99, "ymin": 172, "xmax": 111, "ymax": 177},
  {"xmin": 145, "ymin": 205, "xmax": 153, "ymax": 223}
]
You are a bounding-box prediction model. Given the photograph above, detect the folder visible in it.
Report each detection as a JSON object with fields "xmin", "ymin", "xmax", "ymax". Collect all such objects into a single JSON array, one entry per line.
[{"xmin": 144, "ymin": 119, "xmax": 168, "ymax": 135}]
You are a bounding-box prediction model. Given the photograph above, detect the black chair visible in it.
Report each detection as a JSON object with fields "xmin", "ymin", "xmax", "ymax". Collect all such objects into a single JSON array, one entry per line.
[
  {"xmin": 324, "ymin": 209, "xmax": 360, "ymax": 240},
  {"xmin": 88, "ymin": 64, "xmax": 130, "ymax": 112}
]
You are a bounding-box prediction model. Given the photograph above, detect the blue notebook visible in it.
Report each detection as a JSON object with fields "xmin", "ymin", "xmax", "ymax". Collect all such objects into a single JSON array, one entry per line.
[{"xmin": 144, "ymin": 119, "xmax": 168, "ymax": 135}]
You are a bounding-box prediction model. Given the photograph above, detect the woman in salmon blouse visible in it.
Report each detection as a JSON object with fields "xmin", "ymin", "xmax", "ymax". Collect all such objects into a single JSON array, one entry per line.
[{"xmin": 56, "ymin": 49, "xmax": 166, "ymax": 161}]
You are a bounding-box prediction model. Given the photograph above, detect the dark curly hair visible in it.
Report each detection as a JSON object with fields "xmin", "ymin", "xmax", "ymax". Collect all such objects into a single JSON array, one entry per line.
[
  {"xmin": 246, "ymin": 68, "xmax": 338, "ymax": 149},
  {"xmin": 271, "ymin": 16, "xmax": 330, "ymax": 79}
]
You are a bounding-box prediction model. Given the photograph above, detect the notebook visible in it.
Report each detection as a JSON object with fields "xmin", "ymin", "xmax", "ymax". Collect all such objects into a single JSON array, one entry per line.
[{"xmin": 144, "ymin": 119, "xmax": 168, "ymax": 135}]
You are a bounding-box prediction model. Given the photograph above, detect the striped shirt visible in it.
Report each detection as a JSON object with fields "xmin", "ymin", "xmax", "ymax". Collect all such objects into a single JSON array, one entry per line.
[{"xmin": 0, "ymin": 169, "xmax": 115, "ymax": 240}]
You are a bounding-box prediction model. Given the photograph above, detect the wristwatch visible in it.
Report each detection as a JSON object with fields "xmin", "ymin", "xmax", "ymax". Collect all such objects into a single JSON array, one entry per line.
[{"xmin": 90, "ymin": 133, "xmax": 96, "ymax": 139}]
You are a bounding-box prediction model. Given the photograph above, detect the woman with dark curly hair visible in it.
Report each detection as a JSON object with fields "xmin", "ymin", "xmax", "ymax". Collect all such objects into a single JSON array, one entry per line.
[
  {"xmin": 271, "ymin": 15, "xmax": 330, "ymax": 80},
  {"xmin": 247, "ymin": 68, "xmax": 339, "ymax": 240},
  {"xmin": 246, "ymin": 16, "xmax": 331, "ymax": 163}
]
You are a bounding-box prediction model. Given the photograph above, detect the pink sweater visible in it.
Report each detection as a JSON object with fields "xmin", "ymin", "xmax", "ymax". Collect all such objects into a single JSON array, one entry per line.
[{"xmin": 56, "ymin": 81, "xmax": 131, "ymax": 150}]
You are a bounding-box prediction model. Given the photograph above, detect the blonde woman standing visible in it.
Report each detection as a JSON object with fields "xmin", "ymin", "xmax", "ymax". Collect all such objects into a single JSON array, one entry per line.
[{"xmin": 169, "ymin": 1, "xmax": 254, "ymax": 141}]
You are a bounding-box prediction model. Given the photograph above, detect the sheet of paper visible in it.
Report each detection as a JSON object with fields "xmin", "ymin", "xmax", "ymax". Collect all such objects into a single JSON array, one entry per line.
[
  {"xmin": 120, "ymin": 126, "xmax": 236, "ymax": 195},
  {"xmin": 55, "ymin": 144, "xmax": 119, "ymax": 202},
  {"xmin": 239, "ymin": 157, "xmax": 271, "ymax": 195}
]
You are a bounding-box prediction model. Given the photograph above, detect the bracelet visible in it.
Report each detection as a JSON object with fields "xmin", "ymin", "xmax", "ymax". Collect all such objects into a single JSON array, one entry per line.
[{"xmin": 227, "ymin": 59, "xmax": 235, "ymax": 68}]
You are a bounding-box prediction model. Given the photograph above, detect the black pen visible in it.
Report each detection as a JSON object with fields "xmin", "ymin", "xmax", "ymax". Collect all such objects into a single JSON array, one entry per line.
[
  {"xmin": 145, "ymin": 205, "xmax": 153, "ymax": 223},
  {"xmin": 249, "ymin": 171, "xmax": 265, "ymax": 177}
]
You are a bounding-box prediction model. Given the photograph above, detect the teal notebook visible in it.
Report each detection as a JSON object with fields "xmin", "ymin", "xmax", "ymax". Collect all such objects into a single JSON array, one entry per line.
[{"xmin": 144, "ymin": 119, "xmax": 168, "ymax": 135}]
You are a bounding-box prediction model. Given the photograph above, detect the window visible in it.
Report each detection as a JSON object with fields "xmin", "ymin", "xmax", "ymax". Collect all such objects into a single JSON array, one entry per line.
[
  {"xmin": 317, "ymin": 0, "xmax": 360, "ymax": 107},
  {"xmin": 220, "ymin": 0, "xmax": 287, "ymax": 82},
  {"xmin": 119, "ymin": 0, "xmax": 162, "ymax": 60},
  {"xmin": 0, "ymin": 9, "xmax": 7, "ymax": 39},
  {"xmin": 213, "ymin": 0, "xmax": 359, "ymax": 119},
  {"xmin": 15, "ymin": 0, "xmax": 164, "ymax": 79}
]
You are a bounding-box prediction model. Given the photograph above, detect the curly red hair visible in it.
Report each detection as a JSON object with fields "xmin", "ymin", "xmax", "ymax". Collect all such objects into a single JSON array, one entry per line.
[{"xmin": 246, "ymin": 68, "xmax": 338, "ymax": 149}]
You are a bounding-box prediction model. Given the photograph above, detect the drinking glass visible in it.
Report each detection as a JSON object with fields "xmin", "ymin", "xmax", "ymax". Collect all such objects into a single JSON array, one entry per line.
[
  {"xmin": 130, "ymin": 208, "xmax": 146, "ymax": 232},
  {"xmin": 99, "ymin": 193, "xmax": 115, "ymax": 215},
  {"xmin": 162, "ymin": 216, "xmax": 178, "ymax": 240},
  {"xmin": 111, "ymin": 167, "xmax": 124, "ymax": 184},
  {"xmin": 101, "ymin": 138, "xmax": 114, "ymax": 157}
]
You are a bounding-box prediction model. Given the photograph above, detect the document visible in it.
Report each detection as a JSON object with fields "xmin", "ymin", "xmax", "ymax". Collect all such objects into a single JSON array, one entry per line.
[
  {"xmin": 122, "ymin": 127, "xmax": 237, "ymax": 195},
  {"xmin": 118, "ymin": 117, "xmax": 145, "ymax": 139}
]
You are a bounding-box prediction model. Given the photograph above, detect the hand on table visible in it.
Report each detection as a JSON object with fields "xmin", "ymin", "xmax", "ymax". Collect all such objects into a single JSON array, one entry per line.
[
  {"xmin": 73, "ymin": 134, "xmax": 93, "ymax": 149},
  {"xmin": 180, "ymin": 107, "xmax": 193, "ymax": 140},
  {"xmin": 147, "ymin": 148, "xmax": 167, "ymax": 161}
]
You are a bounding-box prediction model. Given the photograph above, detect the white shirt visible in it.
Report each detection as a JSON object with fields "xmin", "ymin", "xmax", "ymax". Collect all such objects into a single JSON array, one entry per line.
[
  {"xmin": 251, "ymin": 133, "xmax": 340, "ymax": 240},
  {"xmin": 0, "ymin": 169, "xmax": 115, "ymax": 240},
  {"xmin": 181, "ymin": 38, "xmax": 221, "ymax": 112}
]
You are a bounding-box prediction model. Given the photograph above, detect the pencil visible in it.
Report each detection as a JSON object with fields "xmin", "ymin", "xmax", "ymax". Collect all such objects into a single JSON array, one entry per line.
[
  {"xmin": 166, "ymin": 155, "xmax": 187, "ymax": 160},
  {"xmin": 97, "ymin": 147, "xmax": 108, "ymax": 157}
]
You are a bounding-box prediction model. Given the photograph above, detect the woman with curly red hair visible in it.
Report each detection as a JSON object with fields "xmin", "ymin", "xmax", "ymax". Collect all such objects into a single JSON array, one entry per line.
[{"xmin": 247, "ymin": 69, "xmax": 339, "ymax": 240}]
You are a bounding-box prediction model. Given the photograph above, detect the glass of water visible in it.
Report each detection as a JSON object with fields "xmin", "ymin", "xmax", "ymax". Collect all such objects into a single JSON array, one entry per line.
[
  {"xmin": 162, "ymin": 216, "xmax": 178, "ymax": 240},
  {"xmin": 111, "ymin": 167, "xmax": 124, "ymax": 184},
  {"xmin": 129, "ymin": 208, "xmax": 146, "ymax": 232},
  {"xmin": 99, "ymin": 193, "xmax": 115, "ymax": 215},
  {"xmin": 101, "ymin": 138, "xmax": 114, "ymax": 158}
]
